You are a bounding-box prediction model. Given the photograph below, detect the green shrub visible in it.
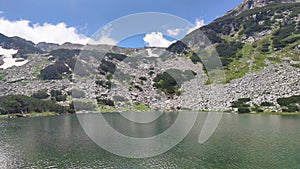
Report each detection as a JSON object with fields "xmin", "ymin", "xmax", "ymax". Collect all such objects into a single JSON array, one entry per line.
[
  {"xmin": 0, "ymin": 107, "xmax": 6, "ymax": 115},
  {"xmin": 238, "ymin": 107, "xmax": 250, "ymax": 114},
  {"xmin": 50, "ymin": 90, "xmax": 63, "ymax": 97},
  {"xmin": 231, "ymin": 98, "xmax": 251, "ymax": 108},
  {"xmin": 261, "ymin": 42, "xmax": 270, "ymax": 53},
  {"xmin": 148, "ymin": 71, "xmax": 155, "ymax": 76},
  {"xmin": 277, "ymin": 95, "xmax": 300, "ymax": 112},
  {"xmin": 0, "ymin": 95, "xmax": 66, "ymax": 114},
  {"xmin": 153, "ymin": 69, "xmax": 196, "ymax": 96},
  {"xmin": 291, "ymin": 64, "xmax": 300, "ymax": 68},
  {"xmin": 285, "ymin": 104, "xmax": 299, "ymax": 112},
  {"xmin": 105, "ymin": 73, "xmax": 113, "ymax": 80},
  {"xmin": 55, "ymin": 95, "xmax": 67, "ymax": 102},
  {"xmin": 0, "ymin": 73, "xmax": 6, "ymax": 81},
  {"xmin": 95, "ymin": 80, "xmax": 111, "ymax": 89},
  {"xmin": 96, "ymin": 97, "xmax": 114, "ymax": 106},
  {"xmin": 190, "ymin": 53, "xmax": 202, "ymax": 64},
  {"xmin": 261, "ymin": 102, "xmax": 274, "ymax": 107},
  {"xmin": 251, "ymin": 105, "xmax": 264, "ymax": 112},
  {"xmin": 238, "ymin": 98, "xmax": 251, "ymax": 102},
  {"xmin": 153, "ymin": 72, "xmax": 178, "ymax": 95},
  {"xmin": 205, "ymin": 32, "xmax": 225, "ymax": 43},
  {"xmin": 215, "ymin": 41, "xmax": 243, "ymax": 66},
  {"xmin": 134, "ymin": 85, "xmax": 143, "ymax": 92},
  {"xmin": 31, "ymin": 90, "xmax": 49, "ymax": 99},
  {"xmin": 277, "ymin": 95, "xmax": 300, "ymax": 106},
  {"xmin": 50, "ymin": 90, "xmax": 67, "ymax": 102},
  {"xmin": 272, "ymin": 24, "xmax": 297, "ymax": 50},
  {"xmin": 139, "ymin": 77, "xmax": 147, "ymax": 81},
  {"xmin": 231, "ymin": 98, "xmax": 251, "ymax": 113}
]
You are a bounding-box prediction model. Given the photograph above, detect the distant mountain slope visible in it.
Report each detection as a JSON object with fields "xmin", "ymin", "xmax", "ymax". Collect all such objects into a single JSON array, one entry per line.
[
  {"xmin": 0, "ymin": 0, "xmax": 299, "ymax": 114},
  {"xmin": 228, "ymin": 0, "xmax": 300, "ymax": 16},
  {"xmin": 178, "ymin": 1, "xmax": 299, "ymax": 82},
  {"xmin": 0, "ymin": 33, "xmax": 43, "ymax": 58}
]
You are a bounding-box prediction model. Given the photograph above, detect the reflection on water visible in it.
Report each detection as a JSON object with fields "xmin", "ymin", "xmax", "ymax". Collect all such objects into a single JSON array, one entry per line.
[
  {"xmin": 77, "ymin": 112, "xmax": 198, "ymax": 158},
  {"xmin": 0, "ymin": 113, "xmax": 300, "ymax": 168},
  {"xmin": 101, "ymin": 112, "xmax": 179, "ymax": 138}
]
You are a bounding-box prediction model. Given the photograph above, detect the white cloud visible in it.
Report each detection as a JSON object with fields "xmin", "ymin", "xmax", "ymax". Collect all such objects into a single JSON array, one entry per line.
[
  {"xmin": 0, "ymin": 17, "xmax": 205, "ymax": 46},
  {"xmin": 166, "ymin": 18, "xmax": 205, "ymax": 38},
  {"xmin": 167, "ymin": 28, "xmax": 181, "ymax": 36},
  {"xmin": 143, "ymin": 32, "xmax": 176, "ymax": 48},
  {"xmin": 88, "ymin": 24, "xmax": 117, "ymax": 45},
  {"xmin": 187, "ymin": 18, "xmax": 205, "ymax": 34},
  {"xmin": 91, "ymin": 35, "xmax": 117, "ymax": 45},
  {"xmin": 0, "ymin": 17, "xmax": 90, "ymax": 45}
]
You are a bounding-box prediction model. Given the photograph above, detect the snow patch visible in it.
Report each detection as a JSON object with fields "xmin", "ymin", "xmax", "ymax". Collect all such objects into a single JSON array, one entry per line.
[
  {"xmin": 146, "ymin": 49, "xmax": 159, "ymax": 57},
  {"xmin": 0, "ymin": 47, "xmax": 28, "ymax": 69}
]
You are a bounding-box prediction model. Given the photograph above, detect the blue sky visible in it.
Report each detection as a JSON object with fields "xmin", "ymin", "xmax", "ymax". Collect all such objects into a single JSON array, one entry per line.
[{"xmin": 0, "ymin": 0, "xmax": 243, "ymax": 47}]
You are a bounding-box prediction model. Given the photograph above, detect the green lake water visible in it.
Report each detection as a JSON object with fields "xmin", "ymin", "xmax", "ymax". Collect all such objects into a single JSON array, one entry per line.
[{"xmin": 0, "ymin": 113, "xmax": 299, "ymax": 168}]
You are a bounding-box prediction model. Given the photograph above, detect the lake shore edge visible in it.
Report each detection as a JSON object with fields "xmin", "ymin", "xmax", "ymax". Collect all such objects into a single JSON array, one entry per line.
[
  {"xmin": 1, "ymin": 110, "xmax": 300, "ymax": 119},
  {"xmin": 0, "ymin": 112, "xmax": 59, "ymax": 119}
]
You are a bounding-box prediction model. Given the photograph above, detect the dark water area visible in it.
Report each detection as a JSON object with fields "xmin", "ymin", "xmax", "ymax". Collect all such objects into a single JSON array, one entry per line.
[{"xmin": 0, "ymin": 113, "xmax": 299, "ymax": 168}]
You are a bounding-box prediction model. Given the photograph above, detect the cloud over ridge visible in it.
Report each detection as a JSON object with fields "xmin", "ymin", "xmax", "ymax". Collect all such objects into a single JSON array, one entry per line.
[
  {"xmin": 0, "ymin": 17, "xmax": 205, "ymax": 47},
  {"xmin": 187, "ymin": 18, "xmax": 205, "ymax": 34},
  {"xmin": 143, "ymin": 32, "xmax": 176, "ymax": 48},
  {"xmin": 0, "ymin": 17, "xmax": 90, "ymax": 45}
]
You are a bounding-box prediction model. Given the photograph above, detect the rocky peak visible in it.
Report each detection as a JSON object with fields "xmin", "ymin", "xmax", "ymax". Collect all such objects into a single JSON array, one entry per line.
[{"xmin": 228, "ymin": 0, "xmax": 300, "ymax": 16}]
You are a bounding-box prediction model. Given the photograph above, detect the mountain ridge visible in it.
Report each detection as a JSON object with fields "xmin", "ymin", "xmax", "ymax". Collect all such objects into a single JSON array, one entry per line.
[
  {"xmin": 0, "ymin": 1, "xmax": 299, "ymax": 115},
  {"xmin": 227, "ymin": 0, "xmax": 300, "ymax": 16}
]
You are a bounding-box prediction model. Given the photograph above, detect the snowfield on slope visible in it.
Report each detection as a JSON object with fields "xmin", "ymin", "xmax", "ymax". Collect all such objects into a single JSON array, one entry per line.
[{"xmin": 0, "ymin": 47, "xmax": 28, "ymax": 69}]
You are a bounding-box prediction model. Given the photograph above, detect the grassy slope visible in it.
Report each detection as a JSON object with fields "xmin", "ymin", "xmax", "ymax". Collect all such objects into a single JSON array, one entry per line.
[
  {"xmin": 225, "ymin": 31, "xmax": 299, "ymax": 82},
  {"xmin": 194, "ymin": 3, "xmax": 300, "ymax": 82}
]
